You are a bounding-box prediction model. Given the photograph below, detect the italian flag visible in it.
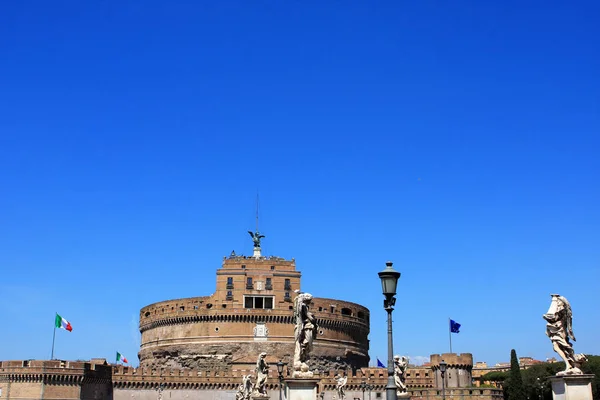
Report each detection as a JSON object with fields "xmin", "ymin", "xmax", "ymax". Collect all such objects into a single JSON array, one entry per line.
[
  {"xmin": 55, "ymin": 313, "xmax": 72, "ymax": 332},
  {"xmin": 116, "ymin": 352, "xmax": 128, "ymax": 364}
]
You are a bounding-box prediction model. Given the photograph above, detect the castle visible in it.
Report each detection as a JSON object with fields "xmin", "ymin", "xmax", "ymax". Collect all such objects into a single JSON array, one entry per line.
[
  {"xmin": 138, "ymin": 248, "xmax": 370, "ymax": 372},
  {"xmin": 0, "ymin": 233, "xmax": 503, "ymax": 400}
]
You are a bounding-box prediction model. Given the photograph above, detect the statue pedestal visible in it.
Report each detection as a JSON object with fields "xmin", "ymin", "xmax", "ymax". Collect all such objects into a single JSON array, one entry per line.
[
  {"xmin": 550, "ymin": 374, "xmax": 594, "ymax": 400},
  {"xmin": 285, "ymin": 378, "xmax": 320, "ymax": 400}
]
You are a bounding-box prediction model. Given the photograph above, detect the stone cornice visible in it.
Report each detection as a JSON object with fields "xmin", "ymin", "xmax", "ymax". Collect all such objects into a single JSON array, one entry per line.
[{"xmin": 139, "ymin": 313, "xmax": 369, "ymax": 336}]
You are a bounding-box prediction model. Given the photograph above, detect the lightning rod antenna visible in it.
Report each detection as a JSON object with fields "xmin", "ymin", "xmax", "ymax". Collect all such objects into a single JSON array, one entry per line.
[{"xmin": 256, "ymin": 192, "xmax": 259, "ymax": 233}]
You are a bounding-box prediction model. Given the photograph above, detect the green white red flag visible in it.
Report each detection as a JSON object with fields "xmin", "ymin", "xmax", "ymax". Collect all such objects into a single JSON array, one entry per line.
[
  {"xmin": 55, "ymin": 313, "xmax": 72, "ymax": 332},
  {"xmin": 116, "ymin": 352, "xmax": 128, "ymax": 363}
]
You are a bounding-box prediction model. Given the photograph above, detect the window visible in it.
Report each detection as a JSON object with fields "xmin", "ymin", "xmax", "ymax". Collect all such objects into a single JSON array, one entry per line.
[
  {"xmin": 265, "ymin": 297, "xmax": 273, "ymax": 308},
  {"xmin": 226, "ymin": 277, "xmax": 234, "ymax": 289},
  {"xmin": 270, "ymin": 265, "xmax": 275, "ymax": 270},
  {"xmin": 246, "ymin": 277, "xmax": 253, "ymax": 289},
  {"xmin": 179, "ymin": 306, "xmax": 185, "ymax": 311},
  {"xmin": 341, "ymin": 308, "xmax": 352, "ymax": 316},
  {"xmin": 244, "ymin": 296, "xmax": 274, "ymax": 309},
  {"xmin": 284, "ymin": 291, "xmax": 291, "ymax": 299},
  {"xmin": 241, "ymin": 264, "xmax": 246, "ymax": 269},
  {"xmin": 227, "ymin": 291, "xmax": 233, "ymax": 296},
  {"xmin": 255, "ymin": 297, "xmax": 264, "ymax": 308},
  {"xmin": 284, "ymin": 279, "xmax": 291, "ymax": 290},
  {"xmin": 265, "ymin": 278, "xmax": 272, "ymax": 289}
]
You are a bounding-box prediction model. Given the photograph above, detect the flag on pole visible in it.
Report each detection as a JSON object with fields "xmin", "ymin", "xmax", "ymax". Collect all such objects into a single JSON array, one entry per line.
[
  {"xmin": 116, "ymin": 352, "xmax": 128, "ymax": 364},
  {"xmin": 450, "ymin": 319, "xmax": 461, "ymax": 333},
  {"xmin": 377, "ymin": 358, "xmax": 386, "ymax": 368},
  {"xmin": 55, "ymin": 313, "xmax": 73, "ymax": 332}
]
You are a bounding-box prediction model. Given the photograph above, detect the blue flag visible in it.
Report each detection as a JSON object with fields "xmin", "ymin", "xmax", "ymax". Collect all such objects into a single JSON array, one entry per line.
[
  {"xmin": 377, "ymin": 358, "xmax": 386, "ymax": 368},
  {"xmin": 450, "ymin": 319, "xmax": 461, "ymax": 333}
]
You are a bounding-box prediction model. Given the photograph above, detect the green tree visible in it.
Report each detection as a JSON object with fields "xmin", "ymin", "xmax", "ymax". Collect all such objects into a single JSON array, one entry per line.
[
  {"xmin": 484, "ymin": 355, "xmax": 599, "ymax": 400},
  {"xmin": 506, "ymin": 349, "xmax": 526, "ymax": 400},
  {"xmin": 521, "ymin": 361, "xmax": 563, "ymax": 400},
  {"xmin": 580, "ymin": 355, "xmax": 600, "ymax": 400},
  {"xmin": 482, "ymin": 371, "xmax": 510, "ymax": 382}
]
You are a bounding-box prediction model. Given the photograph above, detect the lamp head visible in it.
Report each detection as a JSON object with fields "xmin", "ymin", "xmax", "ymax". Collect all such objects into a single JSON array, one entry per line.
[
  {"xmin": 378, "ymin": 261, "xmax": 401, "ymax": 297},
  {"xmin": 439, "ymin": 360, "xmax": 447, "ymax": 373}
]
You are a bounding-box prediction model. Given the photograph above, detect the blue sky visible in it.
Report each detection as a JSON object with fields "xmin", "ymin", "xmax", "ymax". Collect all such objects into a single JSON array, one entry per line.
[{"xmin": 0, "ymin": 0, "xmax": 598, "ymax": 367}]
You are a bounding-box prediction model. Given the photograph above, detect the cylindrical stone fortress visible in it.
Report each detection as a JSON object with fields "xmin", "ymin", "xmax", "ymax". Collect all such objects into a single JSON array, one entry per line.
[{"xmin": 139, "ymin": 254, "xmax": 370, "ymax": 371}]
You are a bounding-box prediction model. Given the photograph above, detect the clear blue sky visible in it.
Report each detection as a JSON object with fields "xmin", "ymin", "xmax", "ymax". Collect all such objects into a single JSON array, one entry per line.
[{"xmin": 1, "ymin": 1, "xmax": 598, "ymax": 367}]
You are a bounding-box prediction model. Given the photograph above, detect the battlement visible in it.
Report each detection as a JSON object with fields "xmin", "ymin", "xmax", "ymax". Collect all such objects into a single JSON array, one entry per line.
[
  {"xmin": 139, "ymin": 296, "xmax": 370, "ymax": 333},
  {"xmin": 0, "ymin": 359, "xmax": 112, "ymax": 382},
  {"xmin": 1, "ymin": 360, "xmax": 502, "ymax": 400},
  {"xmin": 220, "ymin": 255, "xmax": 297, "ymax": 272},
  {"xmin": 430, "ymin": 353, "xmax": 473, "ymax": 369}
]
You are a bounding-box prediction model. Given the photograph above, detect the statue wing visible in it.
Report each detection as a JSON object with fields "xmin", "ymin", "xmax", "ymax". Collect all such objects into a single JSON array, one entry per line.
[
  {"xmin": 342, "ymin": 376, "xmax": 347, "ymax": 386},
  {"xmin": 248, "ymin": 231, "xmax": 255, "ymax": 238},
  {"xmin": 258, "ymin": 234, "xmax": 265, "ymax": 239}
]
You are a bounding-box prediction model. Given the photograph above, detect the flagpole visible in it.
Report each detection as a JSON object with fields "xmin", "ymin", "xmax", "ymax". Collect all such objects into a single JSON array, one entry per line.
[
  {"xmin": 51, "ymin": 313, "xmax": 57, "ymax": 360},
  {"xmin": 449, "ymin": 318, "xmax": 453, "ymax": 353}
]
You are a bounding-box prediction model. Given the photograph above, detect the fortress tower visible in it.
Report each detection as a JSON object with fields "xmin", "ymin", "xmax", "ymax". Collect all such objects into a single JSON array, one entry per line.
[
  {"xmin": 138, "ymin": 233, "xmax": 370, "ymax": 371},
  {"xmin": 430, "ymin": 353, "xmax": 473, "ymax": 389}
]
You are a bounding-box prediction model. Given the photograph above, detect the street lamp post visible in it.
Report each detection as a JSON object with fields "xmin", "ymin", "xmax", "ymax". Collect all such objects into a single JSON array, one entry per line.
[
  {"xmin": 439, "ymin": 360, "xmax": 447, "ymax": 400},
  {"xmin": 277, "ymin": 360, "xmax": 286, "ymax": 400},
  {"xmin": 378, "ymin": 261, "xmax": 401, "ymax": 400}
]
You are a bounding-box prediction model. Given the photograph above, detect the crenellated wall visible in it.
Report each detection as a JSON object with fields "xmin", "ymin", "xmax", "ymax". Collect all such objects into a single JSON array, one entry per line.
[
  {"xmin": 0, "ymin": 359, "xmax": 113, "ymax": 400},
  {"xmin": 0, "ymin": 359, "xmax": 503, "ymax": 400}
]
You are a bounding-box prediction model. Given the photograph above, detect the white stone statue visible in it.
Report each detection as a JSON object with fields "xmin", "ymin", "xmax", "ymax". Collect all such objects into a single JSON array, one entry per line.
[
  {"xmin": 335, "ymin": 374, "xmax": 347, "ymax": 399},
  {"xmin": 235, "ymin": 374, "xmax": 253, "ymax": 400},
  {"xmin": 543, "ymin": 294, "xmax": 587, "ymax": 375},
  {"xmin": 253, "ymin": 353, "xmax": 269, "ymax": 397},
  {"xmin": 292, "ymin": 292, "xmax": 318, "ymax": 377},
  {"xmin": 394, "ymin": 355, "xmax": 409, "ymax": 397}
]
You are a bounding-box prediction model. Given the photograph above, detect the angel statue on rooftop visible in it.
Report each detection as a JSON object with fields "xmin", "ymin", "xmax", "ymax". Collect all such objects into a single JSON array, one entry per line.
[{"xmin": 248, "ymin": 230, "xmax": 265, "ymax": 248}]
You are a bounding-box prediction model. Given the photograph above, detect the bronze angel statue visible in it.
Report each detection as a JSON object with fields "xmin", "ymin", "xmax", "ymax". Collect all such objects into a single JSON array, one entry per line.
[
  {"xmin": 248, "ymin": 230, "xmax": 265, "ymax": 248},
  {"xmin": 543, "ymin": 294, "xmax": 587, "ymax": 375}
]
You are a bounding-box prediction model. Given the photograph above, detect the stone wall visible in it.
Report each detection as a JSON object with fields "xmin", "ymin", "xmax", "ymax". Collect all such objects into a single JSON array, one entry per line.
[
  {"xmin": 0, "ymin": 360, "xmax": 112, "ymax": 400},
  {"xmin": 1, "ymin": 360, "xmax": 503, "ymax": 400}
]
